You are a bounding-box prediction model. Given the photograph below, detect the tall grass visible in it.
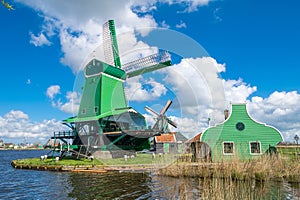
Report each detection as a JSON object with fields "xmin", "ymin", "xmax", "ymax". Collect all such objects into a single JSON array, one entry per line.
[{"xmin": 158, "ymin": 154, "xmax": 300, "ymax": 183}]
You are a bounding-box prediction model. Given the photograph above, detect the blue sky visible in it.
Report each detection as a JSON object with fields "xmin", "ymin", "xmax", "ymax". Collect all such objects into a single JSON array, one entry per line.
[{"xmin": 0, "ymin": 0, "xmax": 300, "ymax": 143}]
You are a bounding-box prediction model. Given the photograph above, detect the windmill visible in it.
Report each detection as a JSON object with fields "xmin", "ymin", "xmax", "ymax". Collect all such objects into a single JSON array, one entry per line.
[
  {"xmin": 145, "ymin": 100, "xmax": 177, "ymax": 133},
  {"xmin": 52, "ymin": 20, "xmax": 175, "ymax": 158}
]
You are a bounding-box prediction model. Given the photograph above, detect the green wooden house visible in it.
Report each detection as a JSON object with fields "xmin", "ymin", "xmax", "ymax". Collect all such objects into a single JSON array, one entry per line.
[{"xmin": 200, "ymin": 103, "xmax": 283, "ymax": 161}]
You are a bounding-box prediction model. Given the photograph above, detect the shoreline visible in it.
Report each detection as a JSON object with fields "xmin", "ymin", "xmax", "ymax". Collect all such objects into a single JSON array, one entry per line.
[
  {"xmin": 11, "ymin": 160, "xmax": 157, "ymax": 173},
  {"xmin": 0, "ymin": 148, "xmax": 45, "ymax": 151}
]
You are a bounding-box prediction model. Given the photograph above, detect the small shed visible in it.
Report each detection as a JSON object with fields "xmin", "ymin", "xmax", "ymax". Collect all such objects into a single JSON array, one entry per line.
[
  {"xmin": 154, "ymin": 133, "xmax": 177, "ymax": 154},
  {"xmin": 201, "ymin": 103, "xmax": 283, "ymax": 161},
  {"xmin": 186, "ymin": 133, "xmax": 211, "ymax": 162}
]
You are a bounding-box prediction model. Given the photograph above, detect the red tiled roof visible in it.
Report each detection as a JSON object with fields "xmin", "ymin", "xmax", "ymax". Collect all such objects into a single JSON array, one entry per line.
[
  {"xmin": 155, "ymin": 134, "xmax": 176, "ymax": 143},
  {"xmin": 187, "ymin": 132, "xmax": 202, "ymax": 143}
]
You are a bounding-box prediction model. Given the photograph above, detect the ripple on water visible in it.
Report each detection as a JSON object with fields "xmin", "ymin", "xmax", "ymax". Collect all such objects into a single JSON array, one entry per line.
[{"xmin": 1, "ymin": 150, "xmax": 300, "ymax": 199}]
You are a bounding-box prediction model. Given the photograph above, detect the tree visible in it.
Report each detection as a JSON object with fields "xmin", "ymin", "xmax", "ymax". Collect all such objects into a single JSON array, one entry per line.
[{"xmin": 1, "ymin": 0, "xmax": 14, "ymax": 10}]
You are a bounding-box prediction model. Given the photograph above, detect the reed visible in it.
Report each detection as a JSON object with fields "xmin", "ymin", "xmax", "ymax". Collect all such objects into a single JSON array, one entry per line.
[{"xmin": 158, "ymin": 154, "xmax": 300, "ymax": 183}]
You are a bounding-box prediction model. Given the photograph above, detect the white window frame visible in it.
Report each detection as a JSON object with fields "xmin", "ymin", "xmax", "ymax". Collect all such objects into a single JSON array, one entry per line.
[
  {"xmin": 223, "ymin": 141, "xmax": 234, "ymax": 155},
  {"xmin": 249, "ymin": 141, "xmax": 262, "ymax": 155}
]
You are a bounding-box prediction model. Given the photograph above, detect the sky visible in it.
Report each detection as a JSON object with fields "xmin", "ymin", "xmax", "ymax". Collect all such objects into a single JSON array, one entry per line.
[{"xmin": 0, "ymin": 0, "xmax": 300, "ymax": 144}]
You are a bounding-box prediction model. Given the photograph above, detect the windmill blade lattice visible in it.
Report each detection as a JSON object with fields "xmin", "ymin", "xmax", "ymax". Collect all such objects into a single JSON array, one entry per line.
[
  {"xmin": 145, "ymin": 106, "xmax": 160, "ymax": 117},
  {"xmin": 103, "ymin": 20, "xmax": 121, "ymax": 68},
  {"xmin": 122, "ymin": 51, "xmax": 172, "ymax": 78}
]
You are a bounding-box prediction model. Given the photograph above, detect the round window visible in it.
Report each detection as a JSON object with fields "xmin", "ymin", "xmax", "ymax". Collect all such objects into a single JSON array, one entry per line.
[{"xmin": 236, "ymin": 122, "xmax": 245, "ymax": 131}]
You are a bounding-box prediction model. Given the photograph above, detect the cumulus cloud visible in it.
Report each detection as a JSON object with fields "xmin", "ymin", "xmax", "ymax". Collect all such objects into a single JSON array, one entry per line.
[
  {"xmin": 29, "ymin": 32, "xmax": 52, "ymax": 47},
  {"xmin": 16, "ymin": 0, "xmax": 214, "ymax": 72},
  {"xmin": 0, "ymin": 110, "xmax": 65, "ymax": 142},
  {"xmin": 56, "ymin": 91, "xmax": 81, "ymax": 115},
  {"xmin": 131, "ymin": 57, "xmax": 227, "ymax": 138},
  {"xmin": 132, "ymin": 0, "xmax": 212, "ymax": 13},
  {"xmin": 16, "ymin": 0, "xmax": 160, "ymax": 72},
  {"xmin": 176, "ymin": 20, "xmax": 187, "ymax": 28},
  {"xmin": 125, "ymin": 76, "xmax": 167, "ymax": 102},
  {"xmin": 46, "ymin": 85, "xmax": 60, "ymax": 99},
  {"xmin": 161, "ymin": 57, "xmax": 226, "ymax": 113},
  {"xmin": 46, "ymin": 85, "xmax": 80, "ymax": 115},
  {"xmin": 248, "ymin": 91, "xmax": 300, "ymax": 141},
  {"xmin": 223, "ymin": 78, "xmax": 257, "ymax": 103}
]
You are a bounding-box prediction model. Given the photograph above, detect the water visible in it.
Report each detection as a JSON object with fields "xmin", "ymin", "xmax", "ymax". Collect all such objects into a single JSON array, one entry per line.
[{"xmin": 1, "ymin": 150, "xmax": 300, "ymax": 199}]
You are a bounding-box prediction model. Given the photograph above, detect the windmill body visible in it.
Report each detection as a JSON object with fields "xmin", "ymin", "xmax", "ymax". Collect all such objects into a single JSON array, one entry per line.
[{"xmin": 51, "ymin": 20, "xmax": 175, "ymax": 158}]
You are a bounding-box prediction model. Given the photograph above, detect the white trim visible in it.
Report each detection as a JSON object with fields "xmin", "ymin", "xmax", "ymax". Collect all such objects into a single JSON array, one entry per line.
[
  {"xmin": 85, "ymin": 69, "xmax": 125, "ymax": 83},
  {"xmin": 249, "ymin": 141, "xmax": 262, "ymax": 155},
  {"xmin": 102, "ymin": 72, "xmax": 125, "ymax": 82},
  {"xmin": 223, "ymin": 141, "xmax": 234, "ymax": 155},
  {"xmin": 200, "ymin": 103, "xmax": 284, "ymax": 143},
  {"xmin": 244, "ymin": 102, "xmax": 284, "ymax": 142}
]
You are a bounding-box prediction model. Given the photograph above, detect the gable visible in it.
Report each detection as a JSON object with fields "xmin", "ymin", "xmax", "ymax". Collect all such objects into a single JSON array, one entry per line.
[{"xmin": 201, "ymin": 103, "xmax": 283, "ymax": 160}]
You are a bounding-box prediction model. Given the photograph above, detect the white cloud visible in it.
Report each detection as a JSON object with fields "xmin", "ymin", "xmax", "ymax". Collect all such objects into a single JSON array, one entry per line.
[
  {"xmin": 161, "ymin": 20, "xmax": 170, "ymax": 28},
  {"xmin": 132, "ymin": 0, "xmax": 212, "ymax": 13},
  {"xmin": 46, "ymin": 85, "xmax": 80, "ymax": 115},
  {"xmin": 176, "ymin": 20, "xmax": 187, "ymax": 28},
  {"xmin": 248, "ymin": 91, "xmax": 300, "ymax": 142},
  {"xmin": 16, "ymin": 0, "xmax": 159, "ymax": 72},
  {"xmin": 125, "ymin": 76, "xmax": 167, "ymax": 102},
  {"xmin": 4, "ymin": 110, "xmax": 29, "ymax": 121},
  {"xmin": 0, "ymin": 110, "xmax": 65, "ymax": 142},
  {"xmin": 46, "ymin": 85, "xmax": 60, "ymax": 99},
  {"xmin": 29, "ymin": 32, "xmax": 51, "ymax": 47},
  {"xmin": 134, "ymin": 57, "xmax": 228, "ymax": 138},
  {"xmin": 161, "ymin": 57, "xmax": 226, "ymax": 113},
  {"xmin": 223, "ymin": 78, "xmax": 257, "ymax": 103},
  {"xmin": 16, "ymin": 0, "xmax": 214, "ymax": 72},
  {"xmin": 56, "ymin": 91, "xmax": 81, "ymax": 115},
  {"xmin": 26, "ymin": 79, "xmax": 31, "ymax": 85},
  {"xmin": 213, "ymin": 7, "xmax": 222, "ymax": 22}
]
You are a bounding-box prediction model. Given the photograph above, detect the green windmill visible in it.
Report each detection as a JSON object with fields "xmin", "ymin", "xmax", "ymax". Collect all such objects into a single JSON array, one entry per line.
[{"xmin": 52, "ymin": 20, "xmax": 176, "ymax": 158}]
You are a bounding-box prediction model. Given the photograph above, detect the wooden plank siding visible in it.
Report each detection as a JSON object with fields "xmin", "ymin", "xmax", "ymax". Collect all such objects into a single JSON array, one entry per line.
[{"xmin": 201, "ymin": 103, "xmax": 283, "ymax": 161}]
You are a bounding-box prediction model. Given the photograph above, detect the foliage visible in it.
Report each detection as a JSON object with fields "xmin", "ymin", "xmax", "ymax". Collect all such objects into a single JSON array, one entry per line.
[{"xmin": 1, "ymin": 0, "xmax": 14, "ymax": 10}]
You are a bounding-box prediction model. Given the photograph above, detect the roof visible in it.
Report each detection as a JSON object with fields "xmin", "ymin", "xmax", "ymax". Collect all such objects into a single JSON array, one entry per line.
[
  {"xmin": 186, "ymin": 132, "xmax": 202, "ymax": 143},
  {"xmin": 174, "ymin": 132, "xmax": 188, "ymax": 142},
  {"xmin": 63, "ymin": 108, "xmax": 142, "ymax": 123},
  {"xmin": 155, "ymin": 134, "xmax": 176, "ymax": 143}
]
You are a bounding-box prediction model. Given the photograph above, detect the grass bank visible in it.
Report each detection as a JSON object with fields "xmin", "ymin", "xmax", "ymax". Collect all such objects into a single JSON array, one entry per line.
[{"xmin": 11, "ymin": 157, "xmax": 103, "ymax": 171}]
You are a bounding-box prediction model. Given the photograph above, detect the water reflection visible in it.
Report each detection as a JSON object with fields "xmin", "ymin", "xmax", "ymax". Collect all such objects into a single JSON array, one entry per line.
[
  {"xmin": 148, "ymin": 175, "xmax": 300, "ymax": 199},
  {"xmin": 65, "ymin": 171, "xmax": 300, "ymax": 199},
  {"xmin": 67, "ymin": 172, "xmax": 151, "ymax": 199},
  {"xmin": 1, "ymin": 150, "xmax": 300, "ymax": 199}
]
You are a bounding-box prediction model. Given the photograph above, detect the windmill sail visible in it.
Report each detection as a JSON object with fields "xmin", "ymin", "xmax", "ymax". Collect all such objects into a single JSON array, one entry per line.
[
  {"xmin": 145, "ymin": 100, "xmax": 177, "ymax": 133},
  {"xmin": 103, "ymin": 20, "xmax": 121, "ymax": 68},
  {"xmin": 122, "ymin": 51, "xmax": 172, "ymax": 78}
]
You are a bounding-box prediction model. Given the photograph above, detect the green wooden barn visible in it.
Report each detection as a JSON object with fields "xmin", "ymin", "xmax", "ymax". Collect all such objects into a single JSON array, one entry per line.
[{"xmin": 200, "ymin": 103, "xmax": 283, "ymax": 161}]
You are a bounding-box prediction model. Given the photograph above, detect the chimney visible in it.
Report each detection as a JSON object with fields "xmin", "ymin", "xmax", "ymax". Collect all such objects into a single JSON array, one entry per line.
[{"xmin": 224, "ymin": 109, "xmax": 229, "ymax": 120}]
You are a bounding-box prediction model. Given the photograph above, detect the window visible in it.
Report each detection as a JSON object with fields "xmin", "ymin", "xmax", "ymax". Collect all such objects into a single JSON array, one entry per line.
[
  {"xmin": 236, "ymin": 122, "xmax": 245, "ymax": 131},
  {"xmin": 223, "ymin": 142, "xmax": 234, "ymax": 154},
  {"xmin": 81, "ymin": 108, "xmax": 86, "ymax": 114},
  {"xmin": 94, "ymin": 106, "xmax": 98, "ymax": 113},
  {"xmin": 250, "ymin": 141, "xmax": 261, "ymax": 154}
]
